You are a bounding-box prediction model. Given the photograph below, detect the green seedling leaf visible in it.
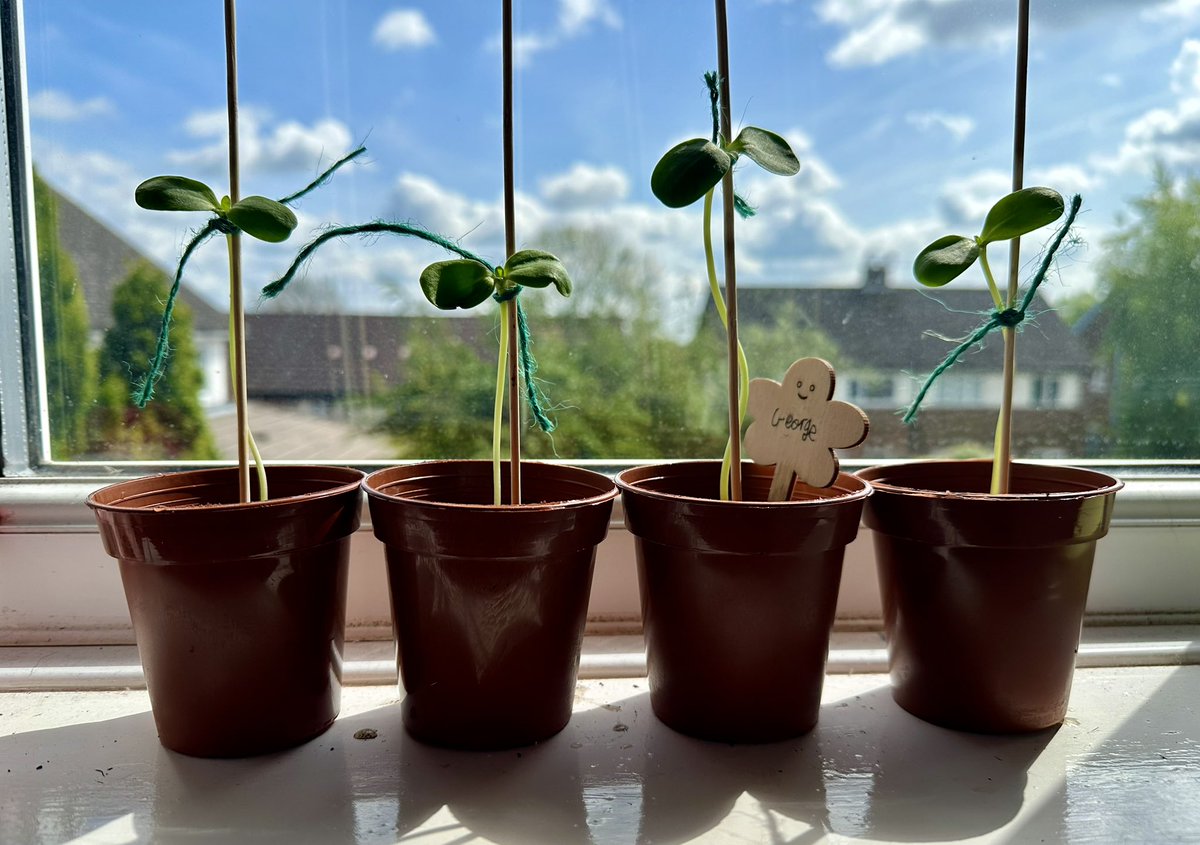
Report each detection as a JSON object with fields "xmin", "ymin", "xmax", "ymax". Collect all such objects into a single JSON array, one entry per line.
[
  {"xmin": 651, "ymin": 138, "xmax": 732, "ymax": 208},
  {"xmin": 504, "ymin": 249, "xmax": 573, "ymax": 297},
  {"xmin": 420, "ymin": 259, "xmax": 495, "ymax": 310},
  {"xmin": 135, "ymin": 176, "xmax": 220, "ymax": 212},
  {"xmin": 727, "ymin": 127, "xmax": 800, "ymax": 176},
  {"xmin": 913, "ymin": 234, "xmax": 980, "ymax": 287},
  {"xmin": 979, "ymin": 186, "xmax": 1065, "ymax": 245},
  {"xmin": 225, "ymin": 196, "xmax": 298, "ymax": 243}
]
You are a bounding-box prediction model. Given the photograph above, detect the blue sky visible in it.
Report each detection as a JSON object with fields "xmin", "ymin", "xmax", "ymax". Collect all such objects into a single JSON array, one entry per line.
[{"xmin": 24, "ymin": 0, "xmax": 1200, "ymax": 323}]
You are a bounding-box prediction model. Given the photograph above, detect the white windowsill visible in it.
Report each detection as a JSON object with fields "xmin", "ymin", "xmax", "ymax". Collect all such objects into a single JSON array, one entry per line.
[
  {"xmin": 3, "ymin": 657, "xmax": 1198, "ymax": 844},
  {"xmin": 2, "ymin": 626, "xmax": 1199, "ymax": 692},
  {"xmin": 2, "ymin": 472, "xmax": 1199, "ymax": 644}
]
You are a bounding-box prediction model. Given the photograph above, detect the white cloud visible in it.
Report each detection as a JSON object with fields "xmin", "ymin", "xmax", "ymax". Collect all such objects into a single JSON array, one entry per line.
[
  {"xmin": 29, "ymin": 90, "xmax": 113, "ymax": 122},
  {"xmin": 937, "ymin": 169, "xmax": 1011, "ymax": 229},
  {"xmin": 391, "ymin": 172, "xmax": 503, "ymax": 245},
  {"xmin": 560, "ymin": 0, "xmax": 622, "ymax": 36},
  {"xmin": 499, "ymin": 0, "xmax": 622, "ymax": 67},
  {"xmin": 815, "ymin": 0, "xmax": 1179, "ymax": 68},
  {"xmin": 1170, "ymin": 39, "xmax": 1200, "ymax": 94},
  {"xmin": 540, "ymin": 163, "xmax": 629, "ymax": 208},
  {"xmin": 512, "ymin": 33, "xmax": 553, "ymax": 68},
  {"xmin": 168, "ymin": 109, "xmax": 354, "ymax": 176},
  {"xmin": 1145, "ymin": 0, "xmax": 1200, "ymax": 22},
  {"xmin": 934, "ymin": 168, "xmax": 1097, "ymax": 231},
  {"xmin": 815, "ymin": 0, "xmax": 1004, "ymax": 67},
  {"xmin": 372, "ymin": 9, "xmax": 436, "ymax": 51},
  {"xmin": 1029, "ymin": 165, "xmax": 1096, "ymax": 198},
  {"xmin": 905, "ymin": 111, "xmax": 975, "ymax": 143},
  {"xmin": 1099, "ymin": 39, "xmax": 1200, "ymax": 174}
]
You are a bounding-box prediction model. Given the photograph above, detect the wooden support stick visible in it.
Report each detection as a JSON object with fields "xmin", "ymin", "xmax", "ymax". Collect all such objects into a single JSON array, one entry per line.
[
  {"xmin": 996, "ymin": 0, "xmax": 1030, "ymax": 495},
  {"xmin": 714, "ymin": 0, "xmax": 742, "ymax": 501},
  {"xmin": 224, "ymin": 0, "xmax": 250, "ymax": 504},
  {"xmin": 502, "ymin": 0, "xmax": 521, "ymax": 505}
]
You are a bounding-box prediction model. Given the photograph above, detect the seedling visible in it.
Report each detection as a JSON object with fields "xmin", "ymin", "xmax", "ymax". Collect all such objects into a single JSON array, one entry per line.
[
  {"xmin": 263, "ymin": 222, "xmax": 572, "ymax": 505},
  {"xmin": 130, "ymin": 1, "xmax": 364, "ymax": 503},
  {"xmin": 651, "ymin": 71, "xmax": 800, "ymax": 499},
  {"xmin": 265, "ymin": 0, "xmax": 569, "ymax": 507},
  {"xmin": 906, "ymin": 186, "xmax": 1082, "ymax": 493}
]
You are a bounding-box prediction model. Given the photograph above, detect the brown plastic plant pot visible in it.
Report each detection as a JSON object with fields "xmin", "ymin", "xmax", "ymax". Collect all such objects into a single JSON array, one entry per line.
[
  {"xmin": 87, "ymin": 465, "xmax": 364, "ymax": 758},
  {"xmin": 857, "ymin": 460, "xmax": 1123, "ymax": 734},
  {"xmin": 363, "ymin": 460, "xmax": 618, "ymax": 750},
  {"xmin": 616, "ymin": 461, "xmax": 871, "ymax": 743}
]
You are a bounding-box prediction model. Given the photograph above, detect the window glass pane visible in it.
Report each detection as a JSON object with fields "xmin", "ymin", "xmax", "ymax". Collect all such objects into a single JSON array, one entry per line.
[{"xmin": 21, "ymin": 1, "xmax": 1200, "ymax": 464}]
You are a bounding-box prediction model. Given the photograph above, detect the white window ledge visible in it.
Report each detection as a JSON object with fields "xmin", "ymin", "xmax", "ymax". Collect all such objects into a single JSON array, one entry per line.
[
  {"xmin": 2, "ymin": 661, "xmax": 1198, "ymax": 844},
  {"xmin": 1, "ymin": 472, "xmax": 1199, "ymax": 644},
  {"xmin": 2, "ymin": 626, "xmax": 1199, "ymax": 693}
]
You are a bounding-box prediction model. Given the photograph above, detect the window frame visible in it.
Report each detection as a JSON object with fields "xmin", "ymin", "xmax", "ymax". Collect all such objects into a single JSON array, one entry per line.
[{"xmin": 1, "ymin": 0, "xmax": 1197, "ymax": 644}]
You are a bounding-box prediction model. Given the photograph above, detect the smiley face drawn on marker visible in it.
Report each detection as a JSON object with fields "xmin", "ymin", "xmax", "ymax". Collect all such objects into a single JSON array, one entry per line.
[{"xmin": 795, "ymin": 378, "xmax": 818, "ymax": 401}]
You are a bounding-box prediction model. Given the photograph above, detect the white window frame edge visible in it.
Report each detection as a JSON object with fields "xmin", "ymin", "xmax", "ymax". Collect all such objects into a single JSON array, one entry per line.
[
  {"xmin": 0, "ymin": 1, "xmax": 1197, "ymax": 645},
  {"xmin": 0, "ymin": 0, "xmax": 43, "ymax": 478}
]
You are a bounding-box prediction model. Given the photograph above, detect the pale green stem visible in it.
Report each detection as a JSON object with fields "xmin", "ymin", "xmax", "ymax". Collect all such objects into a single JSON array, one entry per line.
[
  {"xmin": 703, "ymin": 189, "xmax": 750, "ymax": 500},
  {"xmin": 247, "ymin": 429, "xmax": 266, "ymax": 500},
  {"xmin": 226, "ymin": 236, "xmax": 267, "ymax": 501},
  {"xmin": 492, "ymin": 300, "xmax": 511, "ymax": 506},
  {"xmin": 979, "ymin": 242, "xmax": 1011, "ymax": 494},
  {"xmin": 977, "ymin": 244, "xmax": 1005, "ymax": 311}
]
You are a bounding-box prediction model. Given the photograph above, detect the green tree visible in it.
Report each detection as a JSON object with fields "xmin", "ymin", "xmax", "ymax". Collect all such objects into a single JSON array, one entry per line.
[
  {"xmin": 1099, "ymin": 168, "xmax": 1200, "ymax": 457},
  {"xmin": 1052, "ymin": 289, "xmax": 1100, "ymax": 329},
  {"xmin": 32, "ymin": 169, "xmax": 97, "ymax": 457},
  {"xmin": 376, "ymin": 316, "xmax": 494, "ymax": 459},
  {"xmin": 376, "ymin": 226, "xmax": 728, "ymax": 460},
  {"xmin": 698, "ymin": 297, "xmax": 841, "ymax": 391},
  {"xmin": 94, "ymin": 260, "xmax": 218, "ymax": 459},
  {"xmin": 688, "ymin": 293, "xmax": 842, "ymax": 451},
  {"xmin": 375, "ymin": 226, "xmax": 851, "ymax": 461},
  {"xmin": 519, "ymin": 226, "xmax": 725, "ymax": 459}
]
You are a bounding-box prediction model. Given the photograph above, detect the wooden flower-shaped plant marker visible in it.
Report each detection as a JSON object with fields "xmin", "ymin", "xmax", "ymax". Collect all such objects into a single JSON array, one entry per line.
[{"xmin": 744, "ymin": 358, "xmax": 869, "ymax": 501}]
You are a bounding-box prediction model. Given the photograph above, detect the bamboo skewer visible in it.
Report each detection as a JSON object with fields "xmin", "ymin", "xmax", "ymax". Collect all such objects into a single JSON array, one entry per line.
[
  {"xmin": 714, "ymin": 0, "xmax": 743, "ymax": 501},
  {"xmin": 502, "ymin": 0, "xmax": 521, "ymax": 505},
  {"xmin": 223, "ymin": 0, "xmax": 251, "ymax": 504},
  {"xmin": 996, "ymin": 0, "xmax": 1031, "ymax": 495}
]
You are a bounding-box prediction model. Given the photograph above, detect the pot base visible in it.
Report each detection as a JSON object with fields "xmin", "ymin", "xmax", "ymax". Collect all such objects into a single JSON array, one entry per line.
[
  {"xmin": 859, "ymin": 460, "xmax": 1122, "ymax": 734},
  {"xmin": 89, "ymin": 465, "xmax": 364, "ymax": 758},
  {"xmin": 618, "ymin": 461, "xmax": 870, "ymax": 743},
  {"xmin": 366, "ymin": 461, "xmax": 617, "ymax": 750}
]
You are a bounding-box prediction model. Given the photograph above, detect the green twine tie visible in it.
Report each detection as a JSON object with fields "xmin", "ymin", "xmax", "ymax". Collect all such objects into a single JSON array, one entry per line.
[
  {"xmin": 133, "ymin": 218, "xmax": 224, "ymax": 406},
  {"xmin": 134, "ymin": 145, "xmax": 367, "ymax": 408},
  {"xmin": 266, "ymin": 220, "xmax": 558, "ymax": 435},
  {"xmin": 704, "ymin": 69, "xmax": 755, "ymax": 221},
  {"xmin": 902, "ymin": 193, "xmax": 1082, "ymax": 424},
  {"xmin": 492, "ymin": 289, "xmax": 556, "ymax": 434},
  {"xmin": 262, "ymin": 220, "xmax": 491, "ymax": 300}
]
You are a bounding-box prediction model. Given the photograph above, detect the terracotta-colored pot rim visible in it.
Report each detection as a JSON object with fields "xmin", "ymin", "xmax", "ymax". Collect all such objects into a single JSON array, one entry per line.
[
  {"xmin": 363, "ymin": 459, "xmax": 618, "ymax": 513},
  {"xmin": 86, "ymin": 465, "xmax": 366, "ymax": 514},
  {"xmin": 857, "ymin": 459, "xmax": 1123, "ymax": 501},
  {"xmin": 615, "ymin": 460, "xmax": 871, "ymax": 508}
]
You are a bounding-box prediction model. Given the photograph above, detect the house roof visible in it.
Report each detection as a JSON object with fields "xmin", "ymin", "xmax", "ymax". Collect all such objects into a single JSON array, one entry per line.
[
  {"xmin": 243, "ymin": 313, "xmax": 491, "ymax": 399},
  {"xmin": 51, "ymin": 185, "xmax": 226, "ymax": 332},
  {"xmin": 709, "ymin": 274, "xmax": 1092, "ymax": 374},
  {"xmin": 242, "ymin": 312, "xmax": 608, "ymax": 400}
]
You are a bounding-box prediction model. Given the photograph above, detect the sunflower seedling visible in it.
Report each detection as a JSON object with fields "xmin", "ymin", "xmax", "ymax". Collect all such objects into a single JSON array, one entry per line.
[
  {"xmin": 906, "ymin": 186, "xmax": 1082, "ymax": 493},
  {"xmin": 651, "ymin": 71, "xmax": 800, "ymax": 499}
]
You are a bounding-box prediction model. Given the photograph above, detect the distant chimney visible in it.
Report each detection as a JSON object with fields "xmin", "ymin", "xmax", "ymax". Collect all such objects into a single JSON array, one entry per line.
[{"xmin": 863, "ymin": 262, "xmax": 887, "ymax": 291}]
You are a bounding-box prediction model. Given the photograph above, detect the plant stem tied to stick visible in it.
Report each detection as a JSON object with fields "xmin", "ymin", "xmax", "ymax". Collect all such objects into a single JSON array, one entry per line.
[{"xmin": 901, "ymin": 194, "xmax": 1082, "ymax": 427}]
